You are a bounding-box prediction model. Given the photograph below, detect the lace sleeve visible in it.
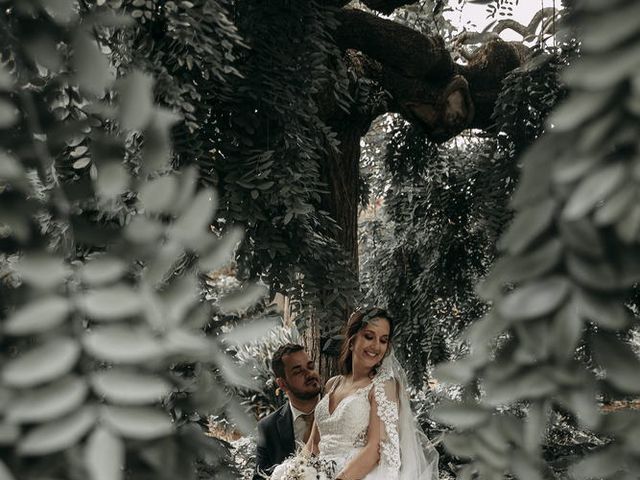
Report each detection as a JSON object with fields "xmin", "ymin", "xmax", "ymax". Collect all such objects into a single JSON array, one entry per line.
[{"xmin": 372, "ymin": 367, "xmax": 401, "ymax": 472}]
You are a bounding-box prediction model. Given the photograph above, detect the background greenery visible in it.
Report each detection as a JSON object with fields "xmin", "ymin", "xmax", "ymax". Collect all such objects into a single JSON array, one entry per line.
[{"xmin": 3, "ymin": 0, "xmax": 640, "ymax": 479}]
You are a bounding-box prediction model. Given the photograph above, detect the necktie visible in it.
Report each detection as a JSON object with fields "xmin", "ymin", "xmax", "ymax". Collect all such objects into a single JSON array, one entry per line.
[{"xmin": 301, "ymin": 412, "xmax": 314, "ymax": 443}]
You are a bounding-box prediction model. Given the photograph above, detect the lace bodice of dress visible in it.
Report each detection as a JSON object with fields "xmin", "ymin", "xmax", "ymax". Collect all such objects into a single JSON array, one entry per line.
[
  {"xmin": 315, "ymin": 380, "xmax": 373, "ymax": 460},
  {"xmin": 315, "ymin": 364, "xmax": 401, "ymax": 476}
]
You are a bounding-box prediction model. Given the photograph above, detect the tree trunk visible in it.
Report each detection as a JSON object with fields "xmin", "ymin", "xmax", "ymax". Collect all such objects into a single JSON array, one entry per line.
[
  {"xmin": 304, "ymin": 119, "xmax": 370, "ymax": 381},
  {"xmin": 303, "ymin": 5, "xmax": 532, "ymax": 379}
]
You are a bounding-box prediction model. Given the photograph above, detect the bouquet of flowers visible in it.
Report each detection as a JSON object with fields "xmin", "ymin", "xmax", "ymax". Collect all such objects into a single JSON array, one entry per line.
[{"xmin": 267, "ymin": 452, "xmax": 336, "ymax": 480}]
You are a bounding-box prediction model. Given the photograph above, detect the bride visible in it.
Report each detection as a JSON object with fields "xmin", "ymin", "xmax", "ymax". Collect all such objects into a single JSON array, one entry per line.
[{"xmin": 271, "ymin": 307, "xmax": 438, "ymax": 480}]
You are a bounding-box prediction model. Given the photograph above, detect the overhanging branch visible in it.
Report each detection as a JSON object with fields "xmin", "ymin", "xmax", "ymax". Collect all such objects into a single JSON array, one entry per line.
[
  {"xmin": 360, "ymin": 0, "xmax": 420, "ymax": 15},
  {"xmin": 335, "ymin": 9, "xmax": 454, "ymax": 80}
]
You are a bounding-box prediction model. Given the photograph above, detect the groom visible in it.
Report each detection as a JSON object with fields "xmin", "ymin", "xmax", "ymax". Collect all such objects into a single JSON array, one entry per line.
[{"xmin": 253, "ymin": 343, "xmax": 321, "ymax": 480}]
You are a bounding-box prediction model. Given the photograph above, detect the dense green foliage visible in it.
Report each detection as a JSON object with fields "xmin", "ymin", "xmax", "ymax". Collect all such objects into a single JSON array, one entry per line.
[
  {"xmin": 360, "ymin": 48, "xmax": 565, "ymax": 385},
  {"xmin": 3, "ymin": 1, "xmax": 640, "ymax": 480},
  {"xmin": 431, "ymin": 0, "xmax": 640, "ymax": 478},
  {"xmin": 201, "ymin": 0, "xmax": 360, "ymax": 337},
  {"xmin": 0, "ymin": 1, "xmax": 267, "ymax": 479}
]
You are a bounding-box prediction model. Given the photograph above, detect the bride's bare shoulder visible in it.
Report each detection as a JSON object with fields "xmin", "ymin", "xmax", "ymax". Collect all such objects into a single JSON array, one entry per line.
[{"xmin": 324, "ymin": 375, "xmax": 342, "ymax": 390}]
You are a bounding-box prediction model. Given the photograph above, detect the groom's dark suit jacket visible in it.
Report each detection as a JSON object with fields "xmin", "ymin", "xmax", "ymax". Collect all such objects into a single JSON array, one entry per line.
[{"xmin": 253, "ymin": 402, "xmax": 296, "ymax": 480}]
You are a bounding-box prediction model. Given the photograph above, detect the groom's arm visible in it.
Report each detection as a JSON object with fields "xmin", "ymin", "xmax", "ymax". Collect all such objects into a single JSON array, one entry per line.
[{"xmin": 253, "ymin": 421, "xmax": 272, "ymax": 480}]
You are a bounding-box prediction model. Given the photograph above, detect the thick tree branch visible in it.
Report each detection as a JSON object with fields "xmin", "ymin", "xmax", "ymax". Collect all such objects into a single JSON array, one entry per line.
[
  {"xmin": 335, "ymin": 9, "xmax": 454, "ymax": 81},
  {"xmin": 360, "ymin": 0, "xmax": 420, "ymax": 15},
  {"xmin": 323, "ymin": 0, "xmax": 419, "ymax": 14},
  {"xmin": 331, "ymin": 9, "xmax": 530, "ymax": 142},
  {"xmin": 486, "ymin": 7, "xmax": 559, "ymax": 40}
]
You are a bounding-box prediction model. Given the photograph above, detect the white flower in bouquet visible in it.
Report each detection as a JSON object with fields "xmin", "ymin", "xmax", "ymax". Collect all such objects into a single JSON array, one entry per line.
[{"xmin": 269, "ymin": 452, "xmax": 336, "ymax": 480}]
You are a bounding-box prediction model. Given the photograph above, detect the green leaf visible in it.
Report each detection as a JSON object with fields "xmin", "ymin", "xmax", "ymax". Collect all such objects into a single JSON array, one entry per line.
[
  {"xmin": 85, "ymin": 428, "xmax": 124, "ymax": 480},
  {"xmin": 86, "ymin": 10, "xmax": 135, "ymax": 28},
  {"xmin": 548, "ymin": 90, "xmax": 614, "ymax": 132},
  {"xmin": 124, "ymin": 216, "xmax": 163, "ymax": 244},
  {"xmin": 73, "ymin": 157, "xmax": 91, "ymax": 169},
  {"xmin": 0, "ymin": 63, "xmax": 15, "ymax": 90},
  {"xmin": 566, "ymin": 253, "xmax": 620, "ymax": 291},
  {"xmin": 213, "ymin": 348, "xmax": 259, "ymax": 390},
  {"xmin": 553, "ymin": 154, "xmax": 599, "ymax": 185},
  {"xmin": 222, "ymin": 317, "xmax": 279, "ymax": 346},
  {"xmin": 218, "ymin": 283, "xmax": 268, "ymax": 314},
  {"xmin": 550, "ymin": 297, "xmax": 584, "ymax": 360},
  {"xmin": 592, "ymin": 333, "xmax": 640, "ymax": 394},
  {"xmin": 0, "ymin": 387, "xmax": 11, "ymax": 413},
  {"xmin": 159, "ymin": 275, "xmax": 198, "ymax": 329},
  {"xmin": 198, "ymin": 227, "xmax": 244, "ymax": 272},
  {"xmin": 169, "ymin": 188, "xmax": 217, "ymax": 246},
  {"xmin": 465, "ymin": 313, "xmax": 510, "ymax": 353},
  {"xmin": 7, "ymin": 375, "xmax": 88, "ymax": 423},
  {"xmin": 101, "ymin": 406, "xmax": 173, "ymax": 440},
  {"xmin": 18, "ymin": 406, "xmax": 96, "ymax": 456},
  {"xmin": 470, "ymin": 434, "xmax": 509, "ymax": 471},
  {"xmin": 91, "ymin": 369, "xmax": 172, "ymax": 405},
  {"xmin": 225, "ymin": 399, "xmax": 256, "ymax": 437},
  {"xmin": 138, "ymin": 175, "xmax": 178, "ymax": 214},
  {"xmin": 0, "ymin": 422, "xmax": 19, "ymax": 446},
  {"xmin": 443, "ymin": 432, "xmax": 475, "ymax": 458},
  {"xmin": 433, "ymin": 356, "xmax": 483, "ymax": 384},
  {"xmin": 510, "ymin": 137, "xmax": 558, "ymax": 209},
  {"xmin": 575, "ymin": 289, "xmax": 628, "ymax": 329},
  {"xmin": 431, "ymin": 400, "xmax": 491, "ymax": 429},
  {"xmin": 163, "ymin": 328, "xmax": 211, "ymax": 358},
  {"xmin": 568, "ymin": 447, "xmax": 626, "ymax": 479},
  {"xmin": 169, "ymin": 166, "xmax": 198, "ymax": 215},
  {"xmin": 562, "ymin": 162, "xmax": 626, "ymax": 220},
  {"xmin": 142, "ymin": 242, "xmax": 182, "ymax": 286},
  {"xmin": 498, "ymin": 276, "xmax": 570, "ymax": 321},
  {"xmin": 83, "ymin": 326, "xmax": 164, "ymax": 363},
  {"xmin": 0, "ymin": 151, "xmax": 24, "ymax": 182},
  {"xmin": 0, "ymin": 99, "xmax": 19, "ymax": 128},
  {"xmin": 498, "ymin": 199, "xmax": 556, "ymax": 255},
  {"xmin": 559, "ymin": 219, "xmax": 603, "ymax": 258},
  {"xmin": 80, "ymin": 257, "xmax": 127, "ymax": 286},
  {"xmin": 616, "ymin": 203, "xmax": 640, "ymax": 244},
  {"xmin": 483, "ymin": 368, "xmax": 558, "ymax": 406},
  {"xmin": 80, "ymin": 285, "xmax": 143, "ymax": 321},
  {"xmin": 477, "ymin": 239, "xmax": 562, "ymax": 300},
  {"xmin": 510, "ymin": 451, "xmax": 544, "ymax": 480},
  {"xmin": 96, "ymin": 161, "xmax": 129, "ymax": 199},
  {"xmin": 14, "ymin": 254, "xmax": 71, "ymax": 290},
  {"xmin": 558, "ymin": 387, "xmax": 600, "ymax": 430},
  {"xmin": 0, "ymin": 458, "xmax": 15, "ymax": 480},
  {"xmin": 523, "ymin": 401, "xmax": 548, "ymax": 455},
  {"xmin": 563, "ymin": 40, "xmax": 640, "ymax": 90},
  {"xmin": 26, "ymin": 35, "xmax": 62, "ymax": 73},
  {"xmin": 4, "ymin": 296, "xmax": 71, "ymax": 335},
  {"xmin": 73, "ymin": 32, "xmax": 114, "ymax": 97},
  {"xmin": 39, "ymin": 0, "xmax": 79, "ymax": 23},
  {"xmin": 2, "ymin": 338, "xmax": 80, "ymax": 388},
  {"xmin": 594, "ymin": 182, "xmax": 636, "ymax": 226},
  {"xmin": 581, "ymin": 1, "xmax": 640, "ymax": 51},
  {"xmin": 118, "ymin": 71, "xmax": 154, "ymax": 130}
]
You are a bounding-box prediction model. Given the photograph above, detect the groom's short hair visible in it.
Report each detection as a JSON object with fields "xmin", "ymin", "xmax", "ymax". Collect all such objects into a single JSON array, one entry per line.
[{"xmin": 272, "ymin": 343, "xmax": 305, "ymax": 379}]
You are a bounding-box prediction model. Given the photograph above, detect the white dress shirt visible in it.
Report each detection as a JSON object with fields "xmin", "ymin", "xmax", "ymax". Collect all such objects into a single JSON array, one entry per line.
[{"xmin": 290, "ymin": 402, "xmax": 316, "ymax": 444}]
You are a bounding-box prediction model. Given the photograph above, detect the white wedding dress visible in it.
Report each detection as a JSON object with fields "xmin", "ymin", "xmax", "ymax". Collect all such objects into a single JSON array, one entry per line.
[
  {"xmin": 313, "ymin": 362, "xmax": 401, "ymax": 479},
  {"xmin": 270, "ymin": 354, "xmax": 438, "ymax": 480}
]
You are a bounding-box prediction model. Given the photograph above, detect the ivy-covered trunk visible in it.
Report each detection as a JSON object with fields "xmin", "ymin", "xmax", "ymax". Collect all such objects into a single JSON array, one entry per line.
[
  {"xmin": 305, "ymin": 120, "xmax": 369, "ymax": 380},
  {"xmin": 325, "ymin": 125, "xmax": 364, "ymax": 271}
]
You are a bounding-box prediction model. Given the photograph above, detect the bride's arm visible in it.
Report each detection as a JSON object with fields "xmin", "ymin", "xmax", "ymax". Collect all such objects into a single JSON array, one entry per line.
[{"xmin": 335, "ymin": 379, "xmax": 400, "ymax": 480}]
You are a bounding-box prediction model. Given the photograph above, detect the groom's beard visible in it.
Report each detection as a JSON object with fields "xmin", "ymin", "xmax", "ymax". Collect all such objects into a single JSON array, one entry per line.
[{"xmin": 286, "ymin": 382, "xmax": 321, "ymax": 401}]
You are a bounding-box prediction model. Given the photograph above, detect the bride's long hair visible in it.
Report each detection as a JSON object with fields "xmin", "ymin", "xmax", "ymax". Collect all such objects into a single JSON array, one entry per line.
[{"xmin": 338, "ymin": 307, "xmax": 395, "ymax": 377}]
